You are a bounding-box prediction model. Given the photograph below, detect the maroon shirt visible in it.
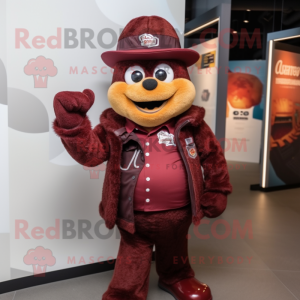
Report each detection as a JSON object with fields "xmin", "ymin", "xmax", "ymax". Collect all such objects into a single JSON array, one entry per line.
[{"xmin": 125, "ymin": 118, "xmax": 190, "ymax": 212}]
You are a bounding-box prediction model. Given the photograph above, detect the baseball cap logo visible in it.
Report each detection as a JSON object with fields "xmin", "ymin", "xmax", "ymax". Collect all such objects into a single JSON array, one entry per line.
[{"xmin": 139, "ymin": 33, "xmax": 159, "ymax": 48}]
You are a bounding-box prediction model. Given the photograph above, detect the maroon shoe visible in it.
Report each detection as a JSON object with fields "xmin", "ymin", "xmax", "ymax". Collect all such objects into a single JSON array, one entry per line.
[{"xmin": 158, "ymin": 278, "xmax": 212, "ymax": 300}]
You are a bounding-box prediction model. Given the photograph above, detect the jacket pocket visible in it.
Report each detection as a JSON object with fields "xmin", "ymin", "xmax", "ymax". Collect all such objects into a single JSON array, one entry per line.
[{"xmin": 123, "ymin": 142, "xmax": 138, "ymax": 152}]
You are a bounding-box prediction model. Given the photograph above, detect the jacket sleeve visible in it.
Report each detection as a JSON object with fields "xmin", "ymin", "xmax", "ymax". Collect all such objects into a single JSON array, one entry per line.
[
  {"xmin": 194, "ymin": 120, "xmax": 232, "ymax": 218},
  {"xmin": 53, "ymin": 116, "xmax": 109, "ymax": 167}
]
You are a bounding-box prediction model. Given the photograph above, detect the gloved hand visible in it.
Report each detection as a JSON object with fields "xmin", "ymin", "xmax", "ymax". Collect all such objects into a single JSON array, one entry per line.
[
  {"xmin": 53, "ymin": 89, "xmax": 95, "ymax": 129},
  {"xmin": 201, "ymin": 192, "xmax": 227, "ymax": 218}
]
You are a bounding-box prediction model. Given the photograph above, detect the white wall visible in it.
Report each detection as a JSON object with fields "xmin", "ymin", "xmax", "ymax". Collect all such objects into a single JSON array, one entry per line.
[{"xmin": 0, "ymin": 0, "xmax": 11, "ymax": 283}]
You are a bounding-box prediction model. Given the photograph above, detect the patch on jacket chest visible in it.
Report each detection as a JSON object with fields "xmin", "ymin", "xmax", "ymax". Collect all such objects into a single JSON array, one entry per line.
[
  {"xmin": 157, "ymin": 130, "xmax": 176, "ymax": 146},
  {"xmin": 185, "ymin": 137, "xmax": 197, "ymax": 159}
]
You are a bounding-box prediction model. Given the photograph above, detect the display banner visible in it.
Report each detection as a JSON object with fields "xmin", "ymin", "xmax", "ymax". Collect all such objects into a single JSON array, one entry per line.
[
  {"xmin": 225, "ymin": 61, "xmax": 266, "ymax": 163},
  {"xmin": 1, "ymin": 0, "xmax": 186, "ymax": 283},
  {"xmin": 189, "ymin": 38, "xmax": 219, "ymax": 133},
  {"xmin": 266, "ymin": 48, "xmax": 300, "ymax": 186}
]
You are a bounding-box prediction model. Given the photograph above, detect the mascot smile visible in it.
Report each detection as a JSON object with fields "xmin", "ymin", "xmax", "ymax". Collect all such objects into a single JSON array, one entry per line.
[{"xmin": 53, "ymin": 16, "xmax": 232, "ymax": 300}]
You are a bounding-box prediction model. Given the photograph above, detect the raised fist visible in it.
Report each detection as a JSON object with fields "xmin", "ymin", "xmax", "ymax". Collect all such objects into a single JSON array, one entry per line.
[{"xmin": 54, "ymin": 89, "xmax": 95, "ymax": 129}]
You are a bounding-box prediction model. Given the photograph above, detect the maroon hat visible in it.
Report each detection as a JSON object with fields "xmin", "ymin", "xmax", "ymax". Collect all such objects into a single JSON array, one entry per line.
[{"xmin": 101, "ymin": 16, "xmax": 200, "ymax": 68}]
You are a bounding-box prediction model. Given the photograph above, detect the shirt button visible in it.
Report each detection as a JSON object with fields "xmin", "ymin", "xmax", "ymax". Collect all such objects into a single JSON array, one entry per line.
[
  {"xmin": 145, "ymin": 153, "xmax": 150, "ymax": 156},
  {"xmin": 132, "ymin": 176, "xmax": 136, "ymax": 180},
  {"xmin": 146, "ymin": 199, "xmax": 150, "ymax": 203},
  {"xmin": 146, "ymin": 177, "xmax": 150, "ymax": 181},
  {"xmin": 146, "ymin": 188, "xmax": 150, "ymax": 192},
  {"xmin": 146, "ymin": 163, "xmax": 150, "ymax": 167},
  {"xmin": 128, "ymin": 197, "xmax": 132, "ymax": 201},
  {"xmin": 145, "ymin": 142, "xmax": 150, "ymax": 146}
]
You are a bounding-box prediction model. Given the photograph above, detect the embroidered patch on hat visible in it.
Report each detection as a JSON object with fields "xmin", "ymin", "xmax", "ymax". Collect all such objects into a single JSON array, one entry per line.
[
  {"xmin": 139, "ymin": 33, "xmax": 159, "ymax": 48},
  {"xmin": 157, "ymin": 130, "xmax": 176, "ymax": 146}
]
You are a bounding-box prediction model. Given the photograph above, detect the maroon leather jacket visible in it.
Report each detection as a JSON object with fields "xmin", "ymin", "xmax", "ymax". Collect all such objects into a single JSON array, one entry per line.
[{"xmin": 53, "ymin": 105, "xmax": 232, "ymax": 234}]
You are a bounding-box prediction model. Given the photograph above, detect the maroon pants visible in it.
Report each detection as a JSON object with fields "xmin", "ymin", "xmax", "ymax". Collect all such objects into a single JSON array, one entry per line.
[{"xmin": 102, "ymin": 205, "xmax": 195, "ymax": 300}]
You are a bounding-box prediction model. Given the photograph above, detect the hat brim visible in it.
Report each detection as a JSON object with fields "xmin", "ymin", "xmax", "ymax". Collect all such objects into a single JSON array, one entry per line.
[{"xmin": 101, "ymin": 48, "xmax": 200, "ymax": 68}]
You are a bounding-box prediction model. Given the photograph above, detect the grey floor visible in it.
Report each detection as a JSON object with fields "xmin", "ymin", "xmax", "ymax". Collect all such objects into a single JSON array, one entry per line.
[{"xmin": 1, "ymin": 162, "xmax": 300, "ymax": 300}]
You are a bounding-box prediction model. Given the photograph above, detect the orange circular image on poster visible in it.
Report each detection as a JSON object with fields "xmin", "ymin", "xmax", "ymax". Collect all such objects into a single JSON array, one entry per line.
[
  {"xmin": 227, "ymin": 73, "xmax": 263, "ymax": 109},
  {"xmin": 226, "ymin": 103, "xmax": 229, "ymax": 118}
]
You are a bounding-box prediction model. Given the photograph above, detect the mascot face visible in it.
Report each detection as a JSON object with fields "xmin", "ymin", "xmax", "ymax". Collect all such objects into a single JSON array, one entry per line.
[{"xmin": 108, "ymin": 59, "xmax": 196, "ymax": 127}]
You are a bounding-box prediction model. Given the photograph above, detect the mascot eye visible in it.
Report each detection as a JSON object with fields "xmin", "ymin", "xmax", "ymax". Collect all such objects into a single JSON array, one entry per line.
[
  {"xmin": 153, "ymin": 64, "xmax": 174, "ymax": 83},
  {"xmin": 131, "ymin": 71, "xmax": 143, "ymax": 82},
  {"xmin": 155, "ymin": 69, "xmax": 167, "ymax": 81},
  {"xmin": 125, "ymin": 66, "xmax": 145, "ymax": 85}
]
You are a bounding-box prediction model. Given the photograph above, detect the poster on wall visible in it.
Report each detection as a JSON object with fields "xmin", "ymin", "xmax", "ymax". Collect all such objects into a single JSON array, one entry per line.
[
  {"xmin": 189, "ymin": 38, "xmax": 219, "ymax": 133},
  {"xmin": 266, "ymin": 47, "xmax": 300, "ymax": 187},
  {"xmin": 2, "ymin": 0, "xmax": 186, "ymax": 283},
  {"xmin": 225, "ymin": 60, "xmax": 266, "ymax": 163}
]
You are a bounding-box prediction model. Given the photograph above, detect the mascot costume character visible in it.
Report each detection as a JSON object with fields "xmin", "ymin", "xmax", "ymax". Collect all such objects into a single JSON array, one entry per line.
[{"xmin": 53, "ymin": 16, "xmax": 232, "ymax": 300}]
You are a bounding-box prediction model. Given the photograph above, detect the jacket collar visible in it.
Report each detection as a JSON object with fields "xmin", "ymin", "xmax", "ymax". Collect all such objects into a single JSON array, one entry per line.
[
  {"xmin": 100, "ymin": 105, "xmax": 206, "ymax": 134},
  {"xmin": 125, "ymin": 117, "xmax": 176, "ymax": 135}
]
